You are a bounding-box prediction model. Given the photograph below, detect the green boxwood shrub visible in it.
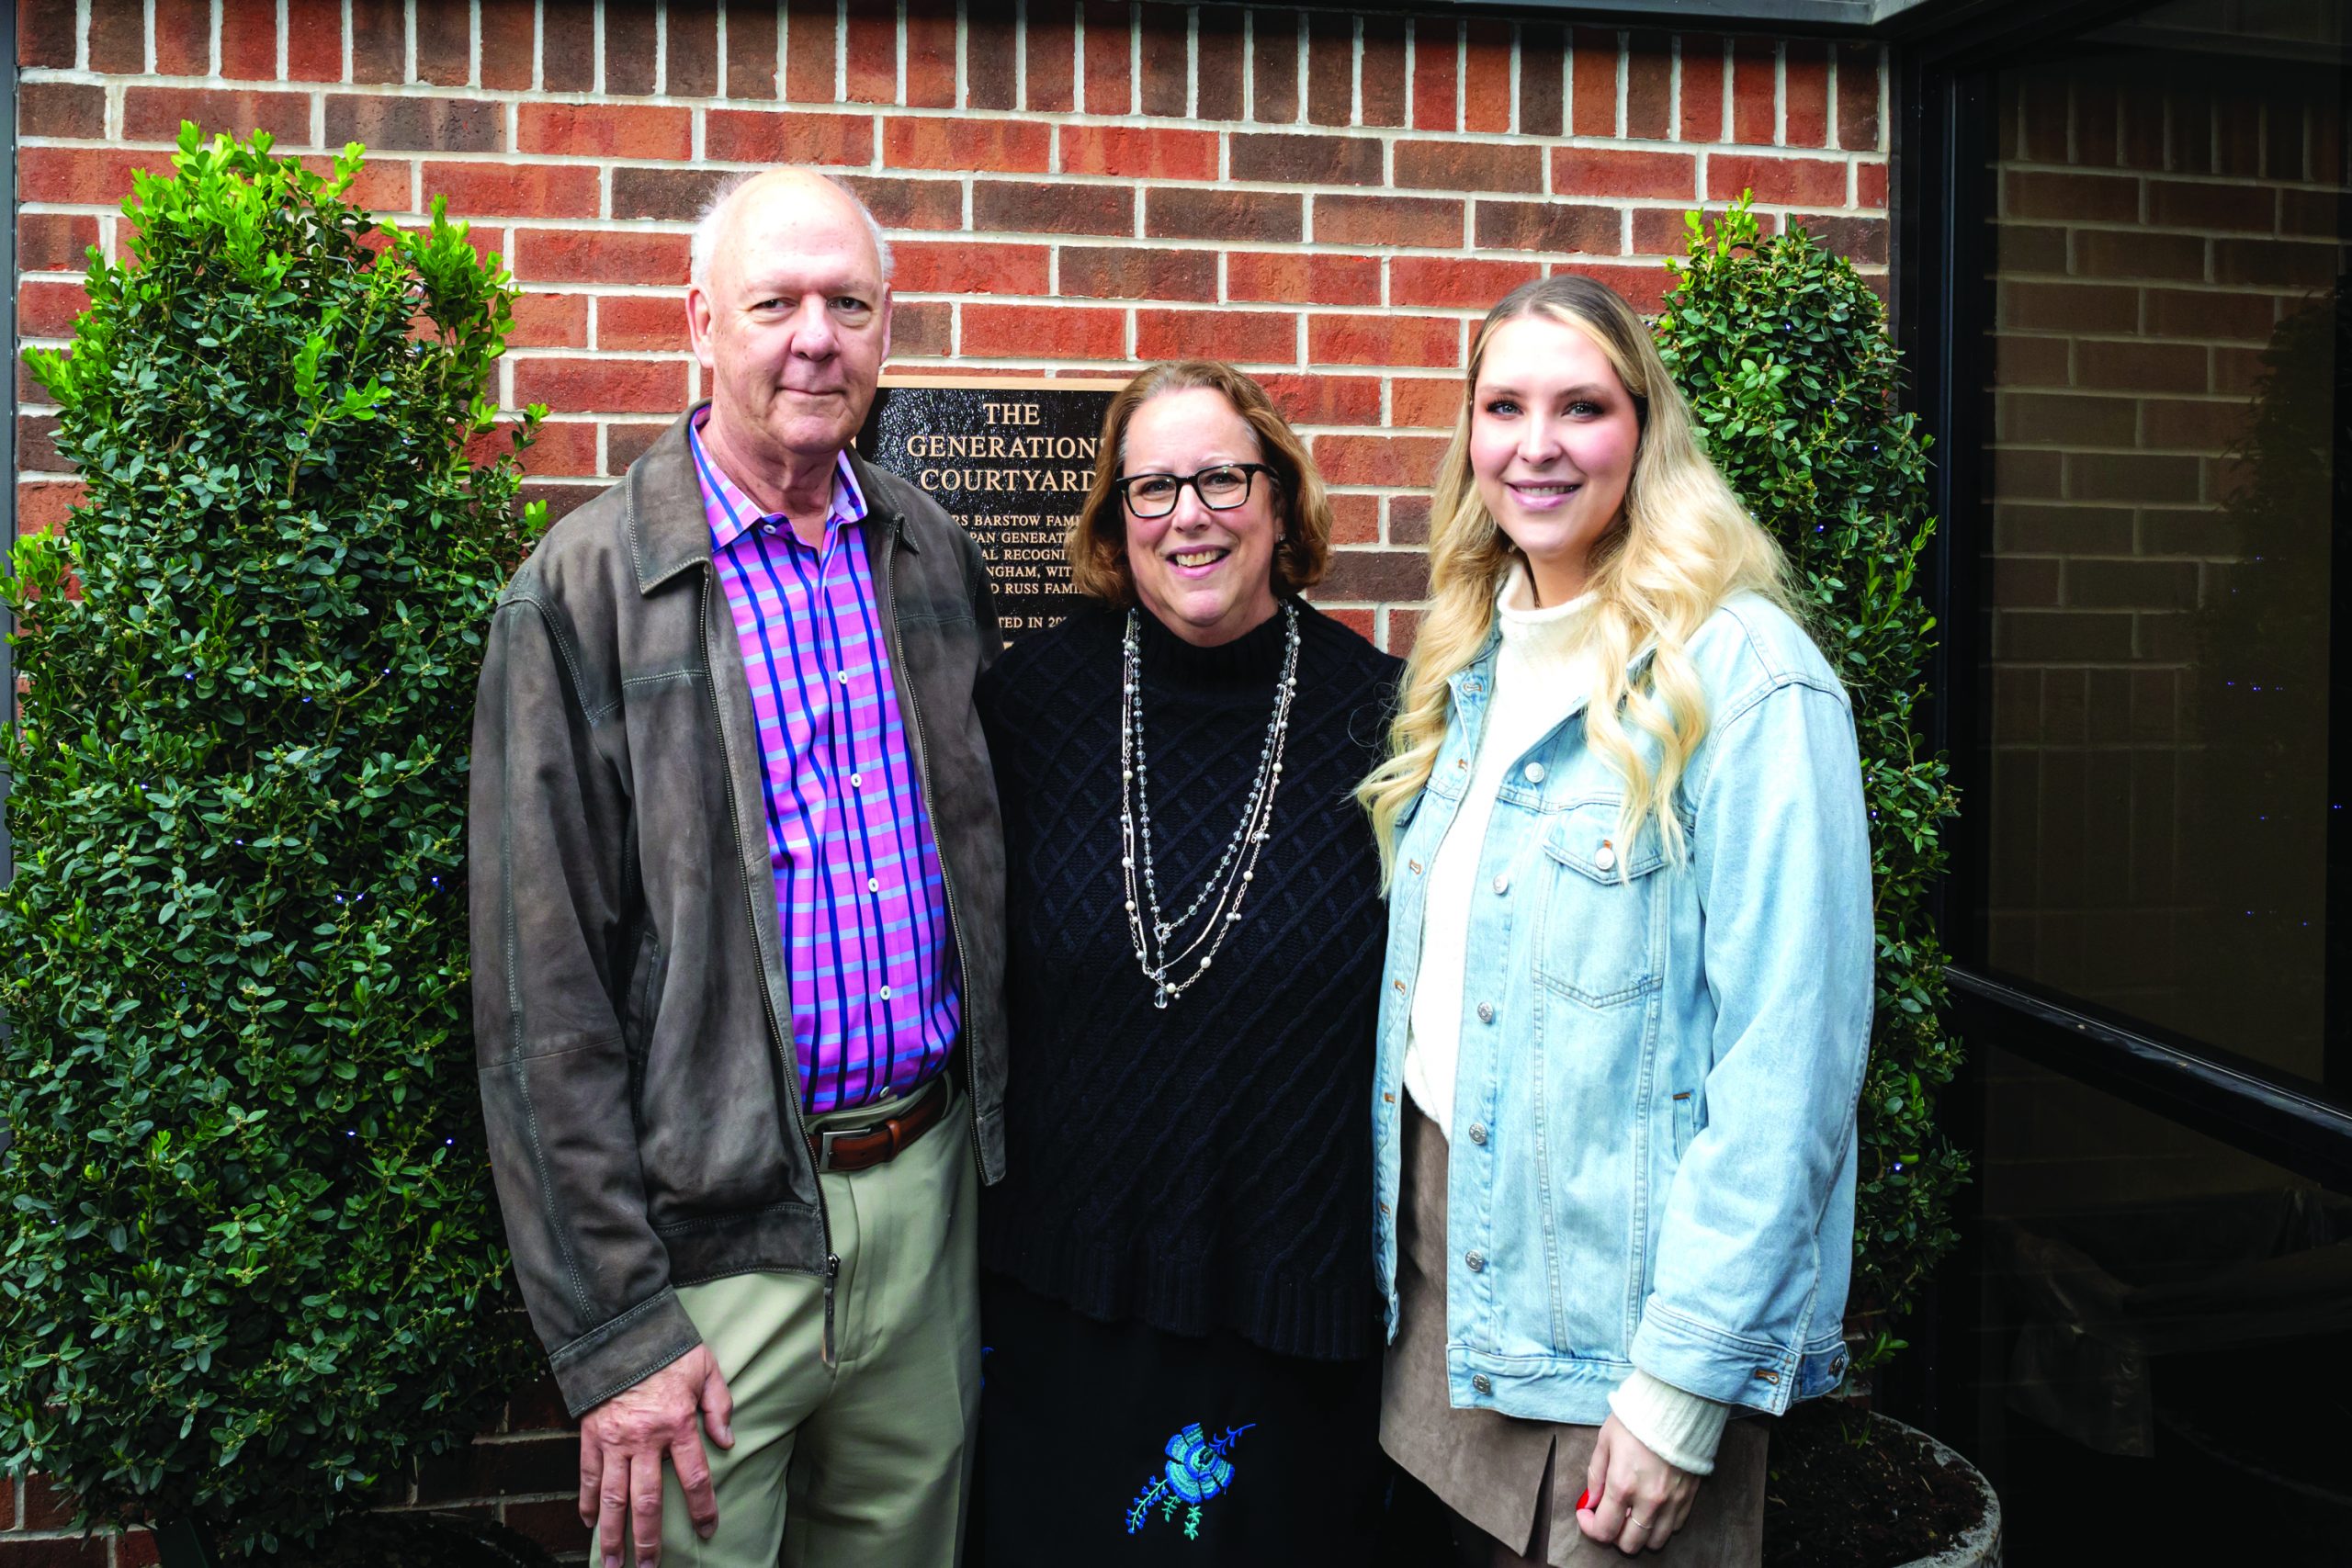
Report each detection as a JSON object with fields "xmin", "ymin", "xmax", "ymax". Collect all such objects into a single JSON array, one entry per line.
[
  {"xmin": 0, "ymin": 126, "xmax": 544, "ymax": 1556},
  {"xmin": 1655, "ymin": 198, "xmax": 1967, "ymax": 1365}
]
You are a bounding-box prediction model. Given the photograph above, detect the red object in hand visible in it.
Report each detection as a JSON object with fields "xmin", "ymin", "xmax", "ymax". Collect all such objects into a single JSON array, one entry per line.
[{"xmin": 1577, "ymin": 1490, "xmax": 1593, "ymax": 1512}]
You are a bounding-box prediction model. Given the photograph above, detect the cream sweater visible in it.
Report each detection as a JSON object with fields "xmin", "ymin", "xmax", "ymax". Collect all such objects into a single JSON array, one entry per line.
[
  {"xmin": 1403, "ymin": 564, "xmax": 1594, "ymax": 1134},
  {"xmin": 1403, "ymin": 563, "xmax": 1730, "ymax": 1475}
]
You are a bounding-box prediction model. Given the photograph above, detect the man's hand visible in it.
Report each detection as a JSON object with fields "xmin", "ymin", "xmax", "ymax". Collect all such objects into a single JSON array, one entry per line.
[
  {"xmin": 578, "ymin": 1345, "xmax": 734, "ymax": 1567},
  {"xmin": 1577, "ymin": 1413, "xmax": 1702, "ymax": 1555}
]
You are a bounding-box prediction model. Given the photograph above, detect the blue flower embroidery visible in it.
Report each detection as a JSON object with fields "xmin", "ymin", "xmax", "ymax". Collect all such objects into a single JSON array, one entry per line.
[{"xmin": 1125, "ymin": 1422, "xmax": 1254, "ymax": 1540}]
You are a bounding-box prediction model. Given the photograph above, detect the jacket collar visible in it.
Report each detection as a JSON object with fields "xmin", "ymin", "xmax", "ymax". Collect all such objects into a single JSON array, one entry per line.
[
  {"xmin": 845, "ymin": 447, "xmax": 914, "ymax": 553},
  {"xmin": 1449, "ymin": 626, "xmax": 1504, "ymax": 705},
  {"xmin": 628, "ymin": 404, "xmax": 911, "ymax": 595},
  {"xmin": 1446, "ymin": 613, "xmax": 1656, "ymax": 722}
]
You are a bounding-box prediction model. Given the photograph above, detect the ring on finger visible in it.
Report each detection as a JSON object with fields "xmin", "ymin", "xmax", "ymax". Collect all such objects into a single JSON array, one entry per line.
[{"xmin": 1628, "ymin": 1516, "xmax": 1655, "ymax": 1532}]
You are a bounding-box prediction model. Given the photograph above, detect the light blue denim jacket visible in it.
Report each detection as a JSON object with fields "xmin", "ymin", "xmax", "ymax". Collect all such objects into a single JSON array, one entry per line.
[{"xmin": 1374, "ymin": 592, "xmax": 1873, "ymax": 1424}]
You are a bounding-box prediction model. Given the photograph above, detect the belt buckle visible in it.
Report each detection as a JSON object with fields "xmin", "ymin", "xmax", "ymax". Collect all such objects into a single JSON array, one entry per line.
[
  {"xmin": 812, "ymin": 1078, "xmax": 935, "ymax": 1171},
  {"xmin": 816, "ymin": 1121, "xmax": 877, "ymax": 1172}
]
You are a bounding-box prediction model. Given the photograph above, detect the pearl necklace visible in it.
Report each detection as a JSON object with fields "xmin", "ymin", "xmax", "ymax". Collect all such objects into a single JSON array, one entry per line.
[{"xmin": 1119, "ymin": 603, "xmax": 1300, "ymax": 1010}]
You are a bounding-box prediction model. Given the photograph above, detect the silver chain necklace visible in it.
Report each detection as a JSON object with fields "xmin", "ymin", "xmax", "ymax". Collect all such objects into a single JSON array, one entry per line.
[{"xmin": 1119, "ymin": 602, "xmax": 1300, "ymax": 1010}]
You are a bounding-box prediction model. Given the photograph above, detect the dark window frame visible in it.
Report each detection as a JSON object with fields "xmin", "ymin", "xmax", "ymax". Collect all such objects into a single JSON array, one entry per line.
[{"xmin": 1896, "ymin": 0, "xmax": 2352, "ymax": 1192}]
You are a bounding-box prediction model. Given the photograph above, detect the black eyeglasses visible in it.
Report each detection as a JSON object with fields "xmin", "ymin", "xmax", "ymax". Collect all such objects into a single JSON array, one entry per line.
[{"xmin": 1112, "ymin": 463, "xmax": 1278, "ymax": 520}]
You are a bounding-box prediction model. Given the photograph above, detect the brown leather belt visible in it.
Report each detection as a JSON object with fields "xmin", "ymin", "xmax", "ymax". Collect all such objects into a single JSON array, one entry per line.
[{"xmin": 807, "ymin": 1076, "xmax": 950, "ymax": 1174}]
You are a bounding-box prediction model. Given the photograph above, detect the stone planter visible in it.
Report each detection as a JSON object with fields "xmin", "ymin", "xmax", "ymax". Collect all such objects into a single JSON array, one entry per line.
[
  {"xmin": 1881, "ymin": 1415, "xmax": 2003, "ymax": 1568},
  {"xmin": 1765, "ymin": 1401, "xmax": 2003, "ymax": 1568}
]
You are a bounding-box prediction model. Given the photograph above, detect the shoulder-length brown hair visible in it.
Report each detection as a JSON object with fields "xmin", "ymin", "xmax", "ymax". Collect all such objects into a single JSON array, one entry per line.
[{"xmin": 1067, "ymin": 360, "xmax": 1333, "ymax": 605}]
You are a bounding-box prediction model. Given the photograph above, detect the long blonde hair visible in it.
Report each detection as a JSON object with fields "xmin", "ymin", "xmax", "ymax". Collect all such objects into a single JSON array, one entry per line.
[{"xmin": 1357, "ymin": 276, "xmax": 1795, "ymax": 883}]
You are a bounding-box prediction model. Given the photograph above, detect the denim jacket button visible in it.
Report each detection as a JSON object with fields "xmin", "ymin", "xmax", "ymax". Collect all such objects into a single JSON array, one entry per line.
[
  {"xmin": 1464, "ymin": 1250, "xmax": 1485, "ymax": 1272},
  {"xmin": 1491, "ymin": 874, "xmax": 1508, "ymax": 895},
  {"xmin": 1468, "ymin": 1122, "xmax": 1487, "ymax": 1145},
  {"xmin": 1521, "ymin": 762, "xmax": 1545, "ymax": 784},
  {"xmin": 1595, "ymin": 843, "xmax": 1617, "ymax": 872},
  {"xmin": 1472, "ymin": 1373, "xmax": 1493, "ymax": 1394},
  {"xmin": 1476, "ymin": 1002, "xmax": 1495, "ymax": 1024}
]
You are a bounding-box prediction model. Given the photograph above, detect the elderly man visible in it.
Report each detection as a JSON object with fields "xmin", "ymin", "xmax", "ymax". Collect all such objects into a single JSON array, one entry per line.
[{"xmin": 469, "ymin": 168, "xmax": 1005, "ymax": 1568}]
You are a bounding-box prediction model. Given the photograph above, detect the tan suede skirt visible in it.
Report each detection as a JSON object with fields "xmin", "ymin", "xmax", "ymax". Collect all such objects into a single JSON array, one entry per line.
[{"xmin": 1379, "ymin": 1105, "xmax": 1768, "ymax": 1567}]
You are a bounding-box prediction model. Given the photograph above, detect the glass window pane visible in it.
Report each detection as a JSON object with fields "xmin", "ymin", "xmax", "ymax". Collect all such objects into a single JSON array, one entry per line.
[
  {"xmin": 1969, "ymin": 1046, "xmax": 2352, "ymax": 1556},
  {"xmin": 1979, "ymin": 0, "xmax": 2348, "ymax": 1089}
]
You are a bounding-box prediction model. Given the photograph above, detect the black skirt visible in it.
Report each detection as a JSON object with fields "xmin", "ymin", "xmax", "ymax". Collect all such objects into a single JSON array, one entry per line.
[{"xmin": 977, "ymin": 1272, "xmax": 1386, "ymax": 1566}]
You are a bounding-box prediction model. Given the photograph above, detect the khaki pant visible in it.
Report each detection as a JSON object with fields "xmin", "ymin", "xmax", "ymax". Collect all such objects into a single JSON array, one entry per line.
[
  {"xmin": 633, "ymin": 1078, "xmax": 981, "ymax": 1568},
  {"xmin": 1381, "ymin": 1104, "xmax": 1766, "ymax": 1567}
]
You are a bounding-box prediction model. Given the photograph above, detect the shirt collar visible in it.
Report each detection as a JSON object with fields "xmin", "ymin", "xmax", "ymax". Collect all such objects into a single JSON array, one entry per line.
[{"xmin": 687, "ymin": 403, "xmax": 868, "ymax": 551}]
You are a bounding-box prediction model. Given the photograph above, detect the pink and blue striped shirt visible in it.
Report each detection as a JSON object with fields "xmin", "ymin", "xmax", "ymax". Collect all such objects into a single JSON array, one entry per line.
[{"xmin": 690, "ymin": 407, "xmax": 960, "ymax": 1116}]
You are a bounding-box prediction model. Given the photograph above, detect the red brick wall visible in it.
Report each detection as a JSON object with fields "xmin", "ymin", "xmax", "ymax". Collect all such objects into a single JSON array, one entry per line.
[
  {"xmin": 17, "ymin": 0, "xmax": 1890, "ymax": 657},
  {"xmin": 8, "ymin": 2, "xmax": 1889, "ymax": 1561}
]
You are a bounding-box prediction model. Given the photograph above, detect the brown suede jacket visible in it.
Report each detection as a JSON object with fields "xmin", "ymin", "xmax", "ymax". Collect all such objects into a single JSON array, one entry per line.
[{"xmin": 469, "ymin": 411, "xmax": 1006, "ymax": 1416}]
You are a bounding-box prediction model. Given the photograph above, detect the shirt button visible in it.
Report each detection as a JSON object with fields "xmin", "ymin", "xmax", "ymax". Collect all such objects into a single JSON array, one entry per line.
[
  {"xmin": 1595, "ymin": 843, "xmax": 1618, "ymax": 872},
  {"xmin": 1464, "ymin": 1250, "xmax": 1484, "ymax": 1272},
  {"xmin": 1491, "ymin": 874, "xmax": 1508, "ymax": 895},
  {"xmin": 850, "ymin": 772, "xmax": 863, "ymax": 787},
  {"xmin": 1472, "ymin": 1373, "xmax": 1493, "ymax": 1394},
  {"xmin": 1476, "ymin": 1001, "xmax": 1495, "ymax": 1024},
  {"xmin": 878, "ymin": 986, "xmax": 892, "ymax": 1000},
  {"xmin": 1522, "ymin": 762, "xmax": 1545, "ymax": 784},
  {"xmin": 838, "ymin": 670, "xmax": 851, "ymax": 685},
  {"xmin": 1468, "ymin": 1122, "xmax": 1487, "ymax": 1145},
  {"xmin": 867, "ymin": 877, "xmax": 880, "ymax": 892}
]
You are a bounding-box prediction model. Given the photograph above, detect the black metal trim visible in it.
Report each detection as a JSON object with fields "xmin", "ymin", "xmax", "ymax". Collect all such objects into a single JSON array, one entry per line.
[
  {"xmin": 1336, "ymin": 0, "xmax": 1883, "ymax": 36},
  {"xmin": 1893, "ymin": 27, "xmax": 1989, "ymax": 934},
  {"xmin": 1265, "ymin": 0, "xmax": 2013, "ymax": 39},
  {"xmin": 2324, "ymin": 39, "xmax": 2352, "ymax": 1104},
  {"xmin": 1894, "ymin": 0, "xmax": 2152, "ymax": 68},
  {"xmin": 1950, "ymin": 967, "xmax": 2352, "ymax": 1189}
]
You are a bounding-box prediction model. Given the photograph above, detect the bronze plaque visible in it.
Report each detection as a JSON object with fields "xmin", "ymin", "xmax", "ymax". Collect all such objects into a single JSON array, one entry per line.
[{"xmin": 857, "ymin": 377, "xmax": 1125, "ymax": 639}]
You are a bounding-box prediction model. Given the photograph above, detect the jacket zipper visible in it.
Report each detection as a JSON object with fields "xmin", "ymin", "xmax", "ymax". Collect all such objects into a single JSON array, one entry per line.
[
  {"xmin": 700, "ymin": 563, "xmax": 842, "ymax": 1365},
  {"xmin": 880, "ymin": 522, "xmax": 986, "ymax": 1164}
]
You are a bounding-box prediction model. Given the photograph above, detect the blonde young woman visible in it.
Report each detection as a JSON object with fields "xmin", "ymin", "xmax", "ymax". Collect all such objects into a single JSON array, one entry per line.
[{"xmin": 1362, "ymin": 276, "xmax": 1873, "ymax": 1566}]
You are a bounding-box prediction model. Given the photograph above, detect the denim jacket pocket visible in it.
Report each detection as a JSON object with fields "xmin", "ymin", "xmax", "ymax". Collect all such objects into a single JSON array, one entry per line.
[{"xmin": 1536, "ymin": 803, "xmax": 1667, "ymax": 1009}]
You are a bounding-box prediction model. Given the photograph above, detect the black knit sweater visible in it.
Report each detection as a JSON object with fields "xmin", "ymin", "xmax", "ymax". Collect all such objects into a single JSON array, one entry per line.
[{"xmin": 975, "ymin": 599, "xmax": 1401, "ymax": 1361}]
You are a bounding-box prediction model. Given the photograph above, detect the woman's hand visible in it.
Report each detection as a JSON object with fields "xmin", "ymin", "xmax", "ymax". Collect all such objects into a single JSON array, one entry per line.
[{"xmin": 1577, "ymin": 1414, "xmax": 1702, "ymax": 1555}]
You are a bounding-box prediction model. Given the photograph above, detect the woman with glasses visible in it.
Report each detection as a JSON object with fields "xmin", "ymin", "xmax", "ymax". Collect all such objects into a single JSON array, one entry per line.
[
  {"xmin": 973, "ymin": 360, "xmax": 1399, "ymax": 1563},
  {"xmin": 1359, "ymin": 276, "xmax": 1871, "ymax": 1566}
]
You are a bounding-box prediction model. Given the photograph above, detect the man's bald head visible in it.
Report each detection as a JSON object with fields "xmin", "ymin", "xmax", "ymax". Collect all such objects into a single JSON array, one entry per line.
[
  {"xmin": 690, "ymin": 169, "xmax": 893, "ymax": 294},
  {"xmin": 684, "ymin": 167, "xmax": 896, "ymax": 502}
]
